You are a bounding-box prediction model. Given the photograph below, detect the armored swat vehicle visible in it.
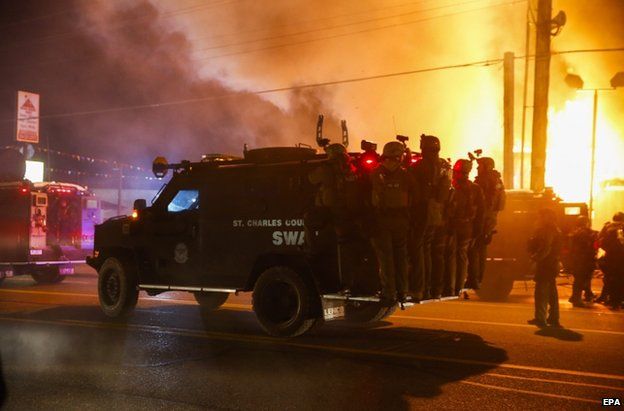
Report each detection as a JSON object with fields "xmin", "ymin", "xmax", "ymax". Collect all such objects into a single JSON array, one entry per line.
[
  {"xmin": 87, "ymin": 146, "xmax": 422, "ymax": 337},
  {"xmin": 478, "ymin": 189, "xmax": 588, "ymax": 300}
]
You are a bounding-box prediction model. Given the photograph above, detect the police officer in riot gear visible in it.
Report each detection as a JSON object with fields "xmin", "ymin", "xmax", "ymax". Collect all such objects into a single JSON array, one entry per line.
[
  {"xmin": 467, "ymin": 157, "xmax": 505, "ymax": 289},
  {"xmin": 568, "ymin": 216, "xmax": 597, "ymax": 307},
  {"xmin": 370, "ymin": 142, "xmax": 417, "ymax": 303},
  {"xmin": 597, "ymin": 212, "xmax": 624, "ymax": 310},
  {"xmin": 308, "ymin": 143, "xmax": 366, "ymax": 294},
  {"xmin": 527, "ymin": 208, "xmax": 563, "ymax": 327},
  {"xmin": 445, "ymin": 159, "xmax": 484, "ymax": 296},
  {"xmin": 408, "ymin": 134, "xmax": 451, "ymax": 300}
]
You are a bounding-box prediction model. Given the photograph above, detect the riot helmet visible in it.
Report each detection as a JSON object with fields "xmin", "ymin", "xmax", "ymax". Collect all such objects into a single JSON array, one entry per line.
[
  {"xmin": 420, "ymin": 134, "xmax": 440, "ymax": 160},
  {"xmin": 324, "ymin": 143, "xmax": 348, "ymax": 162},
  {"xmin": 420, "ymin": 134, "xmax": 440, "ymax": 151},
  {"xmin": 381, "ymin": 141, "xmax": 404, "ymax": 171},
  {"xmin": 382, "ymin": 141, "xmax": 405, "ymax": 159},
  {"xmin": 477, "ymin": 157, "xmax": 495, "ymax": 173},
  {"xmin": 453, "ymin": 159, "xmax": 472, "ymax": 175},
  {"xmin": 452, "ymin": 159, "xmax": 472, "ymax": 185}
]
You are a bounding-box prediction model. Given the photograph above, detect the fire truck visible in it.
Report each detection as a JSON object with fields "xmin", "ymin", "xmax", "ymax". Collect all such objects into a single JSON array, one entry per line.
[{"xmin": 0, "ymin": 180, "xmax": 101, "ymax": 285}]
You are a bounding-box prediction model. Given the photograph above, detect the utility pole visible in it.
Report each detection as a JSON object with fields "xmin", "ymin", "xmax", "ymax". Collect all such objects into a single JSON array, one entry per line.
[
  {"xmin": 530, "ymin": 0, "xmax": 552, "ymax": 192},
  {"xmin": 503, "ymin": 51, "xmax": 515, "ymax": 189}
]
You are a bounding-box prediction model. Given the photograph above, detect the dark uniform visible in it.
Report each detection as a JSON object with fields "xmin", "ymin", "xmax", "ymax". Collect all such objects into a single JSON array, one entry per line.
[
  {"xmin": 408, "ymin": 135, "xmax": 451, "ymax": 299},
  {"xmin": 597, "ymin": 213, "xmax": 624, "ymax": 310},
  {"xmin": 370, "ymin": 142, "xmax": 417, "ymax": 302},
  {"xmin": 527, "ymin": 208, "xmax": 563, "ymax": 327},
  {"xmin": 445, "ymin": 159, "xmax": 484, "ymax": 296},
  {"xmin": 468, "ymin": 157, "xmax": 505, "ymax": 289},
  {"xmin": 568, "ymin": 216, "xmax": 597, "ymax": 306},
  {"xmin": 308, "ymin": 143, "xmax": 366, "ymax": 293}
]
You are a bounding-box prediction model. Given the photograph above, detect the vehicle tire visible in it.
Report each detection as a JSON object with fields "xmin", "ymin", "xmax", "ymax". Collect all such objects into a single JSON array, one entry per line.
[
  {"xmin": 194, "ymin": 292, "xmax": 229, "ymax": 312},
  {"xmin": 345, "ymin": 302, "xmax": 396, "ymax": 324},
  {"xmin": 98, "ymin": 257, "xmax": 139, "ymax": 318},
  {"xmin": 31, "ymin": 266, "xmax": 65, "ymax": 284},
  {"xmin": 476, "ymin": 269, "xmax": 515, "ymax": 301},
  {"xmin": 252, "ymin": 266, "xmax": 320, "ymax": 337}
]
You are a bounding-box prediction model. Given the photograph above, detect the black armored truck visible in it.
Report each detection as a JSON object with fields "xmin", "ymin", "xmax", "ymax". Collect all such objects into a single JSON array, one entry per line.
[{"xmin": 87, "ymin": 146, "xmax": 418, "ymax": 337}]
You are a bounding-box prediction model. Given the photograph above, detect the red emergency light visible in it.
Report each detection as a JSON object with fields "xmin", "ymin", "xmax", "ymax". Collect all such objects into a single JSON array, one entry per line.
[
  {"xmin": 359, "ymin": 153, "xmax": 379, "ymax": 170},
  {"xmin": 19, "ymin": 187, "xmax": 29, "ymax": 194}
]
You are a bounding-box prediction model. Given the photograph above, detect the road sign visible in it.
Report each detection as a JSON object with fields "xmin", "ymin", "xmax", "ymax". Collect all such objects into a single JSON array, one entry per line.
[{"xmin": 16, "ymin": 91, "xmax": 40, "ymax": 144}]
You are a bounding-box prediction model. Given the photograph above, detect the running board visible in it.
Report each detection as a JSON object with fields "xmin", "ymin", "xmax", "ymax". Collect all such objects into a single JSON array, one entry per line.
[
  {"xmin": 138, "ymin": 284, "xmax": 237, "ymax": 293},
  {"xmin": 321, "ymin": 293, "xmax": 463, "ymax": 305},
  {"xmin": 0, "ymin": 260, "xmax": 84, "ymax": 266}
]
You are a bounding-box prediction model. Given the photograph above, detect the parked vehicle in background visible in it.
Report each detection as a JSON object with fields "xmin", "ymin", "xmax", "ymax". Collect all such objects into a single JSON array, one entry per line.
[{"xmin": 478, "ymin": 189, "xmax": 588, "ymax": 300}]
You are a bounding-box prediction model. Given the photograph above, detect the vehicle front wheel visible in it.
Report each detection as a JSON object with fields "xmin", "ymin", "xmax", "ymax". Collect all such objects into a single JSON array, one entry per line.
[
  {"xmin": 98, "ymin": 257, "xmax": 139, "ymax": 318},
  {"xmin": 194, "ymin": 292, "xmax": 229, "ymax": 312},
  {"xmin": 252, "ymin": 266, "xmax": 320, "ymax": 337},
  {"xmin": 31, "ymin": 266, "xmax": 64, "ymax": 284}
]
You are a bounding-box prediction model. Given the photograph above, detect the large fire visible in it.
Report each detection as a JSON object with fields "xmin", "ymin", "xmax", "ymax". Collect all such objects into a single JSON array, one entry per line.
[{"xmin": 545, "ymin": 94, "xmax": 622, "ymax": 204}]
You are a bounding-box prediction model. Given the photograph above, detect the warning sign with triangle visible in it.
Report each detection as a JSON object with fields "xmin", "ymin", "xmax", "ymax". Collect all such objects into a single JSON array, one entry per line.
[{"xmin": 20, "ymin": 97, "xmax": 36, "ymax": 112}]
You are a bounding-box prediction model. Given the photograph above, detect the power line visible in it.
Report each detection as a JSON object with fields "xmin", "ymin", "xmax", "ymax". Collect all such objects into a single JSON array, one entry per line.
[
  {"xmin": 4, "ymin": 46, "xmax": 619, "ymax": 123},
  {"xmin": 515, "ymin": 46, "xmax": 624, "ymax": 61},
  {"xmin": 2, "ymin": 58, "xmax": 502, "ymax": 123},
  {"xmin": 192, "ymin": 0, "xmax": 497, "ymax": 54},
  {"xmin": 3, "ymin": 0, "xmax": 510, "ymax": 71},
  {"xmin": 186, "ymin": 0, "xmax": 439, "ymax": 43},
  {"xmin": 194, "ymin": 0, "xmax": 526, "ymax": 61}
]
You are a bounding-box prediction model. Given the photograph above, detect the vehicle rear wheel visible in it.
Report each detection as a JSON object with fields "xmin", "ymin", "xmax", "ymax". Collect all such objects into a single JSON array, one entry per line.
[
  {"xmin": 252, "ymin": 266, "xmax": 320, "ymax": 337},
  {"xmin": 345, "ymin": 302, "xmax": 396, "ymax": 324},
  {"xmin": 194, "ymin": 292, "xmax": 229, "ymax": 312},
  {"xmin": 98, "ymin": 257, "xmax": 139, "ymax": 318},
  {"xmin": 476, "ymin": 269, "xmax": 515, "ymax": 301},
  {"xmin": 31, "ymin": 266, "xmax": 64, "ymax": 284}
]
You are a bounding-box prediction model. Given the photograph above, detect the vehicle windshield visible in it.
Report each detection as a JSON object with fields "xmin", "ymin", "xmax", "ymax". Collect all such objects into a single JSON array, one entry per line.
[{"xmin": 167, "ymin": 189, "xmax": 199, "ymax": 212}]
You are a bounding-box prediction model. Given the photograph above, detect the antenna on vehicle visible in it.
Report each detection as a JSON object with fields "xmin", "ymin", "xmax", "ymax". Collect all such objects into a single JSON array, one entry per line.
[
  {"xmin": 316, "ymin": 114, "xmax": 330, "ymax": 148},
  {"xmin": 341, "ymin": 120, "xmax": 349, "ymax": 148}
]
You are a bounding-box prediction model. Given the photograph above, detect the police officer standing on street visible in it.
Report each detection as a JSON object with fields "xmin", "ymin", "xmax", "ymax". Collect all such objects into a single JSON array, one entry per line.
[
  {"xmin": 527, "ymin": 208, "xmax": 563, "ymax": 327},
  {"xmin": 568, "ymin": 216, "xmax": 597, "ymax": 307},
  {"xmin": 467, "ymin": 157, "xmax": 505, "ymax": 290},
  {"xmin": 408, "ymin": 135, "xmax": 451, "ymax": 300},
  {"xmin": 370, "ymin": 142, "xmax": 417, "ymax": 303},
  {"xmin": 308, "ymin": 143, "xmax": 366, "ymax": 295},
  {"xmin": 445, "ymin": 159, "xmax": 484, "ymax": 296},
  {"xmin": 597, "ymin": 212, "xmax": 624, "ymax": 310}
]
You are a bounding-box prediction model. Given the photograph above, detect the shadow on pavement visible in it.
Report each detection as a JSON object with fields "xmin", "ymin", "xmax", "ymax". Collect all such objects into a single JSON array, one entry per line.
[
  {"xmin": 534, "ymin": 326, "xmax": 584, "ymax": 341},
  {"xmin": 0, "ymin": 303, "xmax": 508, "ymax": 410}
]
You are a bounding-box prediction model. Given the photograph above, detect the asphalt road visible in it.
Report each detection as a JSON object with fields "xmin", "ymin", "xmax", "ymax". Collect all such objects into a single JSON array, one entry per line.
[{"xmin": 0, "ymin": 266, "xmax": 623, "ymax": 410}]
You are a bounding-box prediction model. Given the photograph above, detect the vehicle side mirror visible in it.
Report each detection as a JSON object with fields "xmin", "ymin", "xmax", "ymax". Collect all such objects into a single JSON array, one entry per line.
[{"xmin": 133, "ymin": 199, "xmax": 147, "ymax": 211}]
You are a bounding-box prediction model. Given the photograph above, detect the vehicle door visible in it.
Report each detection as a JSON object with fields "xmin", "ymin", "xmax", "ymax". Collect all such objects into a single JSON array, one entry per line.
[{"xmin": 145, "ymin": 183, "xmax": 202, "ymax": 286}]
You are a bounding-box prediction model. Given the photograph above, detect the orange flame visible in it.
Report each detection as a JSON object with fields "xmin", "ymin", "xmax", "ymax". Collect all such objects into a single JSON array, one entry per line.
[{"xmin": 546, "ymin": 94, "xmax": 621, "ymax": 204}]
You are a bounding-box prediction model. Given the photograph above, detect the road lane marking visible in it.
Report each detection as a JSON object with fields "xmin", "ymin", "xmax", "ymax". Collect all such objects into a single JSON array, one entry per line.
[
  {"xmin": 391, "ymin": 315, "xmax": 624, "ymax": 336},
  {"xmin": 1, "ymin": 316, "xmax": 624, "ymax": 383},
  {"xmin": 484, "ymin": 373, "xmax": 624, "ymax": 391},
  {"xmin": 464, "ymin": 300, "xmax": 622, "ymax": 315},
  {"xmin": 0, "ymin": 289, "xmax": 97, "ymax": 298},
  {"xmin": 1, "ymin": 289, "xmax": 622, "ymax": 335},
  {"xmin": 460, "ymin": 381, "xmax": 597, "ymax": 404}
]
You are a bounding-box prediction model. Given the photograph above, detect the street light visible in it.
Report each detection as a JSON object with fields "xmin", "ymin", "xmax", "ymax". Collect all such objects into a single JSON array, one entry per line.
[{"xmin": 564, "ymin": 71, "xmax": 624, "ymax": 224}]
